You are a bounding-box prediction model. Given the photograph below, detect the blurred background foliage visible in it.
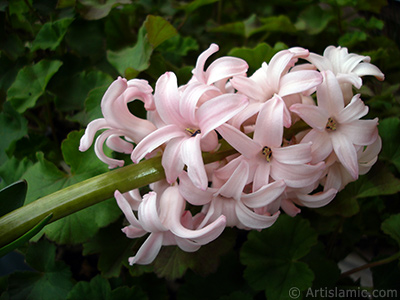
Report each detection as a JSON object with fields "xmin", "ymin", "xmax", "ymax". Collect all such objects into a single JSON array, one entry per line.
[{"xmin": 1, "ymin": 0, "xmax": 400, "ymax": 299}]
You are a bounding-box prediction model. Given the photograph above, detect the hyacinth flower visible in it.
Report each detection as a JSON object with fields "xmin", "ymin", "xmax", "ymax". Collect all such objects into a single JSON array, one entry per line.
[
  {"xmin": 216, "ymin": 95, "xmax": 325, "ymax": 192},
  {"xmin": 305, "ymin": 46, "xmax": 385, "ymax": 104},
  {"xmin": 79, "ymin": 77, "xmax": 156, "ymax": 168},
  {"xmin": 290, "ymin": 70, "xmax": 379, "ymax": 180},
  {"xmin": 131, "ymin": 71, "xmax": 248, "ymax": 190},
  {"xmin": 229, "ymin": 48, "xmax": 323, "ymax": 129},
  {"xmin": 179, "ymin": 160, "xmax": 285, "ymax": 230},
  {"xmin": 188, "ymin": 43, "xmax": 249, "ymax": 93},
  {"xmin": 115, "ymin": 185, "xmax": 226, "ymax": 265}
]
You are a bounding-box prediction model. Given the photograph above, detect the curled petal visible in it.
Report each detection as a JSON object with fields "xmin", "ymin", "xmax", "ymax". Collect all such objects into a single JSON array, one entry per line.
[
  {"xmin": 138, "ymin": 192, "xmax": 168, "ymax": 232},
  {"xmin": 178, "ymin": 171, "xmax": 213, "ymax": 205},
  {"xmin": 205, "ymin": 56, "xmax": 248, "ymax": 85},
  {"xmin": 279, "ymin": 70, "xmax": 323, "ymax": 97},
  {"xmin": 271, "ymin": 161, "xmax": 325, "ymax": 188},
  {"xmin": 241, "ymin": 179, "xmax": 286, "ymax": 208},
  {"xmin": 192, "ymin": 43, "xmax": 219, "ymax": 84},
  {"xmin": 290, "ymin": 103, "xmax": 328, "ymax": 131},
  {"xmin": 115, "ymin": 190, "xmax": 142, "ymax": 228},
  {"xmin": 216, "ymin": 159, "xmax": 249, "ymax": 200},
  {"xmin": 331, "ymin": 132, "xmax": 359, "ymax": 180},
  {"xmin": 236, "ymin": 202, "xmax": 280, "ymax": 230},
  {"xmin": 272, "ymin": 143, "xmax": 312, "ymax": 165},
  {"xmin": 336, "ymin": 94, "xmax": 368, "ymax": 124},
  {"xmin": 353, "ymin": 63, "xmax": 384, "ymax": 81},
  {"xmin": 297, "ymin": 188, "xmax": 337, "ymax": 208},
  {"xmin": 79, "ymin": 118, "xmax": 108, "ymax": 151},
  {"xmin": 94, "ymin": 129, "xmax": 126, "ymax": 168},
  {"xmin": 129, "ymin": 232, "xmax": 164, "ymax": 265}
]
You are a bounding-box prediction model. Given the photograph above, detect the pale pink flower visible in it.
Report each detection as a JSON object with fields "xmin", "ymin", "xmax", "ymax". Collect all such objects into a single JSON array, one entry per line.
[
  {"xmin": 290, "ymin": 70, "xmax": 379, "ymax": 180},
  {"xmin": 79, "ymin": 77, "xmax": 156, "ymax": 168},
  {"xmin": 178, "ymin": 160, "xmax": 284, "ymax": 230},
  {"xmin": 322, "ymin": 136, "xmax": 382, "ymax": 191},
  {"xmin": 216, "ymin": 95, "xmax": 325, "ymax": 191},
  {"xmin": 115, "ymin": 185, "xmax": 226, "ymax": 265},
  {"xmin": 306, "ymin": 46, "xmax": 385, "ymax": 103},
  {"xmin": 131, "ymin": 72, "xmax": 248, "ymax": 190},
  {"xmin": 189, "ymin": 43, "xmax": 249, "ymax": 93},
  {"xmin": 229, "ymin": 48, "xmax": 323, "ymax": 128}
]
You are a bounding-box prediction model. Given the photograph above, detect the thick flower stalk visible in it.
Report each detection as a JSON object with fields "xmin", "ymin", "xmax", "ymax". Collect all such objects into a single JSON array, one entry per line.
[{"xmin": 80, "ymin": 44, "xmax": 384, "ymax": 265}]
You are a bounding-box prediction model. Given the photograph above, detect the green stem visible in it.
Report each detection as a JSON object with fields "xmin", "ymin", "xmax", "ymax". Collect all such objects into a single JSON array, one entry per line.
[
  {"xmin": 0, "ymin": 143, "xmax": 237, "ymax": 248},
  {"xmin": 340, "ymin": 251, "xmax": 400, "ymax": 278}
]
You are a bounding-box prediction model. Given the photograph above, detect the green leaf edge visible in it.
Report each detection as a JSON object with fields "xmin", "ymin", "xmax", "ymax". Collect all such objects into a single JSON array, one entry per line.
[{"xmin": 0, "ymin": 213, "xmax": 53, "ymax": 257}]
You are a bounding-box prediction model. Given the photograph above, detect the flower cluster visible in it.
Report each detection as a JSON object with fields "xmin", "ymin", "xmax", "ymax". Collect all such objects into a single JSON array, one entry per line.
[{"xmin": 80, "ymin": 44, "xmax": 384, "ymax": 265}]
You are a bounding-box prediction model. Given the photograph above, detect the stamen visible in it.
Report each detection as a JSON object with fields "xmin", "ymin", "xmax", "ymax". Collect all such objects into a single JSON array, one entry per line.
[
  {"xmin": 261, "ymin": 146, "xmax": 272, "ymax": 162},
  {"xmin": 185, "ymin": 127, "xmax": 201, "ymax": 137},
  {"xmin": 326, "ymin": 117, "xmax": 337, "ymax": 131}
]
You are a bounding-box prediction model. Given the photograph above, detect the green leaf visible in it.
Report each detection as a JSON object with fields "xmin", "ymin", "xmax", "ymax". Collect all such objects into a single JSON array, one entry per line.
[
  {"xmin": 66, "ymin": 275, "xmax": 147, "ymax": 300},
  {"xmin": 82, "ymin": 219, "xmax": 135, "ymax": 278},
  {"xmin": 228, "ymin": 42, "xmax": 288, "ymax": 73},
  {"xmin": 144, "ymin": 15, "xmax": 177, "ymax": 49},
  {"xmin": 21, "ymin": 131, "xmax": 121, "ymax": 244},
  {"xmin": 317, "ymin": 164, "xmax": 400, "ymax": 217},
  {"xmin": 338, "ymin": 31, "xmax": 368, "ymax": 48},
  {"xmin": 0, "ymin": 157, "xmax": 33, "ymax": 190},
  {"xmin": 53, "ymin": 70, "xmax": 113, "ymax": 111},
  {"xmin": 0, "ymin": 180, "xmax": 27, "ymax": 217},
  {"xmin": 0, "ymin": 102, "xmax": 28, "ymax": 164},
  {"xmin": 240, "ymin": 215, "xmax": 317, "ymax": 299},
  {"xmin": 381, "ymin": 214, "xmax": 400, "ymax": 247},
  {"xmin": 179, "ymin": 0, "xmax": 220, "ymax": 14},
  {"xmin": 153, "ymin": 228, "xmax": 236, "ymax": 280},
  {"xmin": 107, "ymin": 26, "xmax": 152, "ymax": 78},
  {"xmin": 78, "ymin": 0, "xmax": 131, "ymax": 20},
  {"xmin": 6, "ymin": 239, "xmax": 74, "ymax": 300},
  {"xmin": 379, "ymin": 117, "xmax": 400, "ymax": 173},
  {"xmin": 6, "ymin": 60, "xmax": 63, "ymax": 113},
  {"xmin": 31, "ymin": 18, "xmax": 74, "ymax": 52},
  {"xmin": 259, "ymin": 15, "xmax": 296, "ymax": 33},
  {"xmin": 295, "ymin": 4, "xmax": 334, "ymax": 35}
]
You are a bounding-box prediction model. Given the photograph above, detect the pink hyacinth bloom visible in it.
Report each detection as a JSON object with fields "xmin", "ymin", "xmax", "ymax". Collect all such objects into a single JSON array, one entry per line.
[
  {"xmin": 229, "ymin": 48, "xmax": 323, "ymax": 128},
  {"xmin": 178, "ymin": 160, "xmax": 284, "ymax": 230},
  {"xmin": 131, "ymin": 72, "xmax": 248, "ymax": 190},
  {"xmin": 189, "ymin": 43, "xmax": 249, "ymax": 93},
  {"xmin": 290, "ymin": 70, "xmax": 379, "ymax": 180},
  {"xmin": 306, "ymin": 46, "xmax": 385, "ymax": 103},
  {"xmin": 323, "ymin": 136, "xmax": 382, "ymax": 191},
  {"xmin": 115, "ymin": 185, "xmax": 226, "ymax": 265},
  {"xmin": 79, "ymin": 77, "xmax": 156, "ymax": 168},
  {"xmin": 216, "ymin": 95, "xmax": 325, "ymax": 191}
]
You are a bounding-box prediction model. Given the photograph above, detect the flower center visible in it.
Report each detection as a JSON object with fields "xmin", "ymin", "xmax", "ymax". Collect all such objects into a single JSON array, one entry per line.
[
  {"xmin": 185, "ymin": 127, "xmax": 201, "ymax": 137},
  {"xmin": 261, "ymin": 146, "xmax": 272, "ymax": 162},
  {"xmin": 326, "ymin": 117, "xmax": 337, "ymax": 131}
]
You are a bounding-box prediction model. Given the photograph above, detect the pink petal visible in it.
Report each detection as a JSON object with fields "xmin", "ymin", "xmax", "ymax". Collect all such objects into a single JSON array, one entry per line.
[
  {"xmin": 105, "ymin": 135, "xmax": 133, "ymax": 154},
  {"xmin": 241, "ymin": 179, "xmax": 286, "ymax": 208},
  {"xmin": 306, "ymin": 52, "xmax": 333, "ymax": 72},
  {"xmin": 160, "ymin": 186, "xmax": 226, "ymax": 244},
  {"xmin": 122, "ymin": 225, "xmax": 147, "ymax": 239},
  {"xmin": 296, "ymin": 188, "xmax": 337, "ymax": 208},
  {"xmin": 279, "ymin": 70, "xmax": 323, "ymax": 97},
  {"xmin": 192, "ymin": 43, "xmax": 219, "ymax": 84},
  {"xmin": 115, "ymin": 190, "xmax": 142, "ymax": 228},
  {"xmin": 230, "ymin": 101, "xmax": 263, "ymax": 129},
  {"xmin": 353, "ymin": 62, "xmax": 384, "ymax": 81},
  {"xmin": 267, "ymin": 50, "xmax": 295, "ymax": 91},
  {"xmin": 162, "ymin": 138, "xmax": 185, "ymax": 184},
  {"xmin": 231, "ymin": 74, "xmax": 271, "ymax": 102},
  {"xmin": 101, "ymin": 77, "xmax": 128, "ymax": 124},
  {"xmin": 197, "ymin": 93, "xmax": 248, "ymax": 136},
  {"xmin": 331, "ymin": 132, "xmax": 359, "ymax": 180},
  {"xmin": 154, "ymin": 72, "xmax": 184, "ymax": 126},
  {"xmin": 131, "ymin": 124, "xmax": 185, "ymax": 163},
  {"xmin": 252, "ymin": 162, "xmax": 272, "ymax": 192},
  {"xmin": 216, "ymin": 123, "xmax": 261, "ymax": 159},
  {"xmin": 272, "ymin": 143, "xmax": 312, "ymax": 164},
  {"xmin": 336, "ymin": 94, "xmax": 368, "ymax": 124},
  {"xmin": 94, "ymin": 129, "xmax": 126, "ymax": 168},
  {"xmin": 178, "ymin": 171, "xmax": 213, "ymax": 205},
  {"xmin": 129, "ymin": 232, "xmax": 164, "ymax": 265},
  {"xmin": 340, "ymin": 119, "xmax": 378, "ymax": 146},
  {"xmin": 79, "ymin": 118, "xmax": 108, "ymax": 151},
  {"xmin": 138, "ymin": 192, "xmax": 168, "ymax": 232},
  {"xmin": 236, "ymin": 202, "xmax": 280, "ymax": 229},
  {"xmin": 180, "ymin": 135, "xmax": 208, "ymax": 190},
  {"xmin": 271, "ymin": 161, "xmax": 325, "ymax": 188},
  {"xmin": 216, "ymin": 160, "xmax": 249, "ymax": 200},
  {"xmin": 254, "ymin": 95, "xmax": 285, "ymax": 147},
  {"xmin": 317, "ymin": 70, "xmax": 344, "ymax": 115},
  {"xmin": 206, "ymin": 57, "xmax": 248, "ymax": 85},
  {"xmin": 290, "ymin": 104, "xmax": 330, "ymax": 131},
  {"xmin": 301, "ymin": 129, "xmax": 333, "ymax": 163}
]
